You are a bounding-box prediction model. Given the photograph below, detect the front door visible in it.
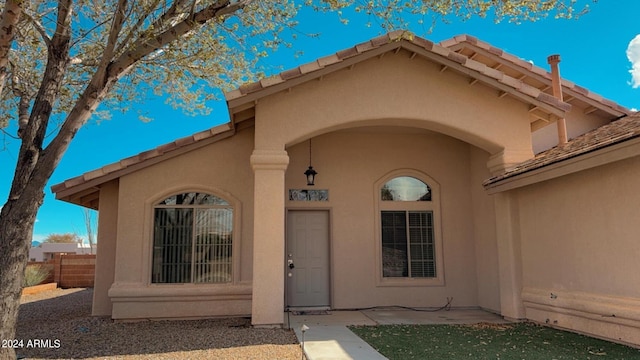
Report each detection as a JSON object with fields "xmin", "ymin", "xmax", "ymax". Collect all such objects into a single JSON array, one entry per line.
[{"xmin": 286, "ymin": 210, "xmax": 330, "ymax": 308}]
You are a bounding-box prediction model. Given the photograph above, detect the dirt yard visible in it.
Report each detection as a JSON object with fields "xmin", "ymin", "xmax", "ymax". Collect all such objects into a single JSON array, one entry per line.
[{"xmin": 16, "ymin": 288, "xmax": 302, "ymax": 359}]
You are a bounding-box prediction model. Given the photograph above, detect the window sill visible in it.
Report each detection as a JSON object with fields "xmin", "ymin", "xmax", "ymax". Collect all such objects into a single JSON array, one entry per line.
[
  {"xmin": 376, "ymin": 277, "xmax": 445, "ymax": 287},
  {"xmin": 109, "ymin": 282, "xmax": 251, "ymax": 299}
]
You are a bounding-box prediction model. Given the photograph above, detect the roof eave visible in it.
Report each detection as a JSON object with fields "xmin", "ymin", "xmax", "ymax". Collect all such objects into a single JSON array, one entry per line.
[
  {"xmin": 51, "ymin": 122, "xmax": 239, "ymax": 207},
  {"xmin": 443, "ymin": 38, "xmax": 631, "ymax": 119},
  {"xmin": 484, "ymin": 135, "xmax": 640, "ymax": 194},
  {"xmin": 226, "ymin": 36, "xmax": 570, "ymax": 119}
]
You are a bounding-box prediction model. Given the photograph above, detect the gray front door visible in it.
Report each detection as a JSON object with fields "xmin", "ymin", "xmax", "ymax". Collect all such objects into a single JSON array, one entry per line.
[{"xmin": 286, "ymin": 210, "xmax": 330, "ymax": 308}]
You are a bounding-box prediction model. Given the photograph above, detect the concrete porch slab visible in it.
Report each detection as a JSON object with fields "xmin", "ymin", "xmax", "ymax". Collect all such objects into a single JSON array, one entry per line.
[
  {"xmin": 363, "ymin": 308, "xmax": 510, "ymax": 325},
  {"xmin": 286, "ymin": 308, "xmax": 509, "ymax": 359}
]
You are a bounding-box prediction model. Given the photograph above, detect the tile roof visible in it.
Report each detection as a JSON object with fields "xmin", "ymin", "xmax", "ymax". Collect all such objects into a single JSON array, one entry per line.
[
  {"xmin": 484, "ymin": 112, "xmax": 640, "ymax": 186},
  {"xmin": 225, "ymin": 30, "xmax": 572, "ymax": 116},
  {"xmin": 51, "ymin": 123, "xmax": 237, "ymax": 206},
  {"xmin": 52, "ymin": 31, "xmax": 632, "ymax": 207},
  {"xmin": 441, "ymin": 35, "xmax": 630, "ymax": 117}
]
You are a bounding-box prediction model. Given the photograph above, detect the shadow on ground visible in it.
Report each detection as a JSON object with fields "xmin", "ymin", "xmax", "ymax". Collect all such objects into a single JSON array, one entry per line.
[{"xmin": 16, "ymin": 289, "xmax": 300, "ymax": 359}]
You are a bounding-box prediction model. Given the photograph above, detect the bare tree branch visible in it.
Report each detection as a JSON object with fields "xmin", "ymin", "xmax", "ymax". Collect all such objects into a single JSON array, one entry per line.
[
  {"xmin": 114, "ymin": 0, "xmax": 206, "ymax": 57},
  {"xmin": 71, "ymin": 17, "xmax": 112, "ymax": 49},
  {"xmin": 108, "ymin": 0, "xmax": 250, "ymax": 78},
  {"xmin": 0, "ymin": 126, "xmax": 19, "ymax": 140},
  {"xmin": 114, "ymin": 0, "xmax": 163, "ymax": 56},
  {"xmin": 20, "ymin": 10, "xmax": 53, "ymax": 48},
  {"xmin": 99, "ymin": 0, "xmax": 129, "ymax": 71}
]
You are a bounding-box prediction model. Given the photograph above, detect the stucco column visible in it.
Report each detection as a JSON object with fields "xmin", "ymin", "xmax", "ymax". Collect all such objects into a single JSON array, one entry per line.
[
  {"xmin": 92, "ymin": 180, "xmax": 119, "ymax": 316},
  {"xmin": 250, "ymin": 149, "xmax": 289, "ymax": 326},
  {"xmin": 494, "ymin": 191, "xmax": 526, "ymax": 320}
]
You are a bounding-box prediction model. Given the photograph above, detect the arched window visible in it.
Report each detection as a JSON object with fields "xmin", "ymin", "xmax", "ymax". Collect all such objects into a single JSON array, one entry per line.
[
  {"xmin": 380, "ymin": 176, "xmax": 436, "ymax": 279},
  {"xmin": 152, "ymin": 192, "xmax": 233, "ymax": 284},
  {"xmin": 381, "ymin": 176, "xmax": 431, "ymax": 201}
]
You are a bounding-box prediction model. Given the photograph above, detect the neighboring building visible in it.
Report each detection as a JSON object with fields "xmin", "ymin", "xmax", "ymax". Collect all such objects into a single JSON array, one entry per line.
[
  {"xmin": 52, "ymin": 32, "xmax": 640, "ymax": 346},
  {"xmin": 29, "ymin": 242, "xmax": 94, "ymax": 262}
]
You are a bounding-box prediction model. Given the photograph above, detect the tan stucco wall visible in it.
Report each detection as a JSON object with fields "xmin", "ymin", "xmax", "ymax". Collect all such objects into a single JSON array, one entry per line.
[
  {"xmin": 99, "ymin": 124, "xmax": 501, "ymax": 319},
  {"xmin": 107, "ymin": 128, "xmax": 255, "ymax": 319},
  {"xmin": 531, "ymin": 106, "xmax": 612, "ymax": 154},
  {"xmin": 253, "ymin": 49, "xmax": 534, "ymax": 174},
  {"xmin": 285, "ymin": 129, "xmax": 498, "ymax": 310},
  {"xmin": 512, "ymin": 155, "xmax": 640, "ymax": 345}
]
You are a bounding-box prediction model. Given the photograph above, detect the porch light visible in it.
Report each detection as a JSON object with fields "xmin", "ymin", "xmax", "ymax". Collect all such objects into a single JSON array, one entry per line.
[
  {"xmin": 304, "ymin": 139, "xmax": 318, "ymax": 186},
  {"xmin": 305, "ymin": 166, "xmax": 317, "ymax": 186}
]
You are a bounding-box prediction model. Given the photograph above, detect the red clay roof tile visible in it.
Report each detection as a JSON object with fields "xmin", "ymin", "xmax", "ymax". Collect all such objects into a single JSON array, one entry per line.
[
  {"xmin": 280, "ymin": 67, "xmax": 302, "ymax": 80},
  {"xmin": 487, "ymin": 46, "xmax": 503, "ymax": 56},
  {"xmin": 299, "ymin": 61, "xmax": 322, "ymax": 74},
  {"xmin": 317, "ymin": 54, "xmax": 341, "ymax": 67},
  {"xmin": 192, "ymin": 129, "xmax": 214, "ymax": 141},
  {"xmin": 499, "ymin": 75, "xmax": 523, "ymax": 90},
  {"xmin": 412, "ymin": 36, "xmax": 434, "ymax": 51},
  {"xmin": 483, "ymin": 66, "xmax": 504, "ymax": 81},
  {"xmin": 102, "ymin": 162, "xmax": 123, "ymax": 174},
  {"xmin": 536, "ymin": 92, "xmax": 572, "ymax": 111},
  {"xmin": 336, "ymin": 46, "xmax": 359, "ymax": 60},
  {"xmin": 355, "ymin": 40, "xmax": 376, "ymax": 53},
  {"xmin": 370, "ymin": 34, "xmax": 391, "ymax": 47},
  {"xmin": 83, "ymin": 168, "xmax": 105, "ymax": 181},
  {"xmin": 119, "ymin": 156, "xmax": 140, "ymax": 168},
  {"xmin": 63, "ymin": 176, "xmax": 85, "ymax": 189},
  {"xmin": 156, "ymin": 142, "xmax": 178, "ymax": 154},
  {"xmin": 239, "ymin": 81, "xmax": 263, "ymax": 95},
  {"xmin": 464, "ymin": 59, "xmax": 488, "ymax": 73},
  {"xmin": 260, "ymin": 76, "xmax": 285, "ymax": 88},
  {"xmin": 138, "ymin": 149, "xmax": 161, "ymax": 161},
  {"xmin": 447, "ymin": 51, "xmax": 467, "ymax": 65},
  {"xmin": 430, "ymin": 43, "xmax": 451, "ymax": 57},
  {"xmin": 174, "ymin": 135, "xmax": 196, "ymax": 147}
]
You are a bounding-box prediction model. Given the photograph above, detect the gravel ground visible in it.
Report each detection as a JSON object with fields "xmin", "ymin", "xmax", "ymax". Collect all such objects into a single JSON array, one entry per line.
[{"xmin": 16, "ymin": 288, "xmax": 302, "ymax": 359}]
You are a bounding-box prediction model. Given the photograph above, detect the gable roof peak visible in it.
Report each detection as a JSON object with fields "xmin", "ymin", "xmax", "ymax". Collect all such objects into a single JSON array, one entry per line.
[{"xmin": 225, "ymin": 31, "xmax": 576, "ymax": 119}]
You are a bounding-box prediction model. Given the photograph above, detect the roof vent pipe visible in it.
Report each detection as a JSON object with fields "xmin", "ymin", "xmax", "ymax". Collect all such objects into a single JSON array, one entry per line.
[{"xmin": 547, "ymin": 54, "xmax": 568, "ymax": 145}]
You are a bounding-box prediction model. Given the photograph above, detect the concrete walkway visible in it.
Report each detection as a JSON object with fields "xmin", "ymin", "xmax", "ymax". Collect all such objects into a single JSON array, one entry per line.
[{"xmin": 286, "ymin": 308, "xmax": 510, "ymax": 360}]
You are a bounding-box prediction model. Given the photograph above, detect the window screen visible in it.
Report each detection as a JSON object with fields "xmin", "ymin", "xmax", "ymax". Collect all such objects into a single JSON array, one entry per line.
[
  {"xmin": 381, "ymin": 211, "xmax": 435, "ymax": 278},
  {"xmin": 152, "ymin": 193, "xmax": 232, "ymax": 284}
]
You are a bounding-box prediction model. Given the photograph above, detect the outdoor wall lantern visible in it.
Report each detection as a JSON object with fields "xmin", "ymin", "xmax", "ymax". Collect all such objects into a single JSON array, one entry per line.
[
  {"xmin": 304, "ymin": 166, "xmax": 317, "ymax": 186},
  {"xmin": 304, "ymin": 139, "xmax": 318, "ymax": 186}
]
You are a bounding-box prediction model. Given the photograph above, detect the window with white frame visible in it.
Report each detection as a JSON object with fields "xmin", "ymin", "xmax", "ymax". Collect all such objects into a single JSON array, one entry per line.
[
  {"xmin": 152, "ymin": 192, "xmax": 233, "ymax": 284},
  {"xmin": 380, "ymin": 176, "xmax": 436, "ymax": 278}
]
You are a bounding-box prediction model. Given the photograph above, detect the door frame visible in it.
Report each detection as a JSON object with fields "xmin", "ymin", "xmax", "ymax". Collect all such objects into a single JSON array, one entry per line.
[{"xmin": 285, "ymin": 208, "xmax": 333, "ymax": 310}]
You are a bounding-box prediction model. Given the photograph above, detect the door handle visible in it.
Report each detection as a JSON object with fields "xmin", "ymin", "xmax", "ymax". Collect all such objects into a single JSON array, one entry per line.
[{"xmin": 288, "ymin": 259, "xmax": 295, "ymax": 269}]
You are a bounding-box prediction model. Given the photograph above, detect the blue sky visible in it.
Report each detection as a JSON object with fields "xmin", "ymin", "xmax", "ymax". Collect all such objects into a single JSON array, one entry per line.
[{"xmin": 1, "ymin": 1, "xmax": 639, "ymax": 243}]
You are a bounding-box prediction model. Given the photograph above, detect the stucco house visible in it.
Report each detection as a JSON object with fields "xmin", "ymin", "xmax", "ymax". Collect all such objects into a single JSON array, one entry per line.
[
  {"xmin": 29, "ymin": 242, "xmax": 93, "ymax": 262},
  {"xmin": 52, "ymin": 31, "xmax": 640, "ymax": 346}
]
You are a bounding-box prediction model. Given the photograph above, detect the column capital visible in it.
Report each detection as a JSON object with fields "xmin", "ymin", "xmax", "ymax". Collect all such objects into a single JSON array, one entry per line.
[
  {"xmin": 250, "ymin": 150, "xmax": 289, "ymax": 171},
  {"xmin": 487, "ymin": 149, "xmax": 534, "ymax": 175}
]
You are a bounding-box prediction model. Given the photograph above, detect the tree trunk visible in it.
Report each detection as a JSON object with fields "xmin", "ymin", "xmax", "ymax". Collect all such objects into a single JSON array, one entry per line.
[
  {"xmin": 0, "ymin": 193, "xmax": 43, "ymax": 360},
  {"xmin": 0, "ymin": 3, "xmax": 248, "ymax": 358}
]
